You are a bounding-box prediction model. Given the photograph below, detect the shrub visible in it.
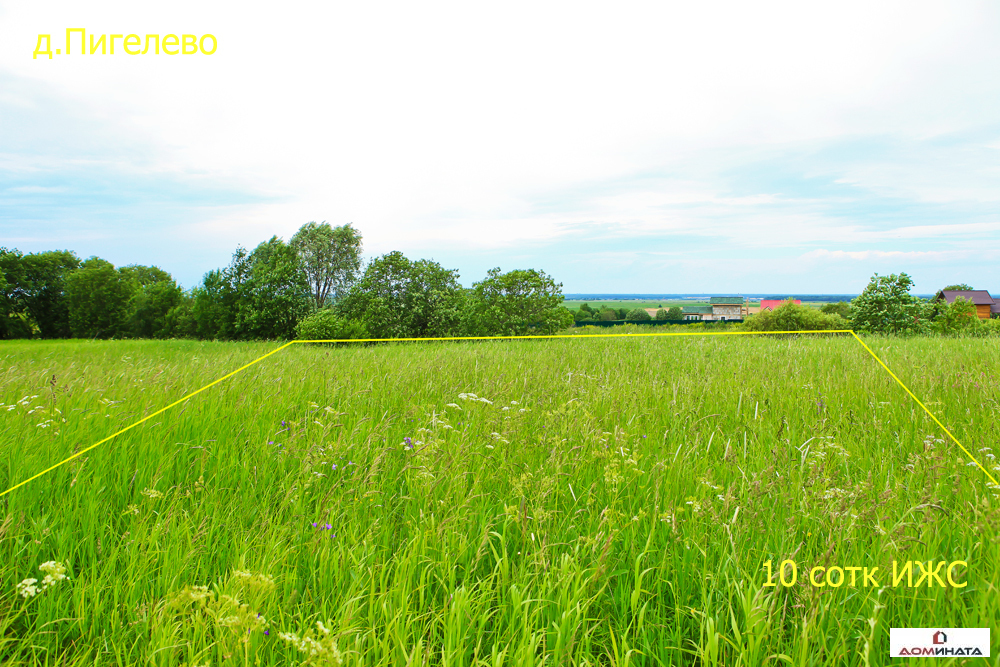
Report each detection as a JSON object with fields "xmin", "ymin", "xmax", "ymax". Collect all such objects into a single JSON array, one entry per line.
[
  {"xmin": 295, "ymin": 309, "xmax": 368, "ymax": 341},
  {"xmin": 981, "ymin": 318, "xmax": 1000, "ymax": 336},
  {"xmin": 743, "ymin": 300, "xmax": 847, "ymax": 332},
  {"xmin": 466, "ymin": 267, "xmax": 573, "ymax": 336},
  {"xmin": 850, "ymin": 272, "xmax": 927, "ymax": 335},
  {"xmin": 933, "ymin": 296, "xmax": 980, "ymax": 335},
  {"xmin": 820, "ymin": 301, "xmax": 850, "ymax": 320}
]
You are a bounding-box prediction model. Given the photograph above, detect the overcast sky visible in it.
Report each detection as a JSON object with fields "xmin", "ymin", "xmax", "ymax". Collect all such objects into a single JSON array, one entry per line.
[{"xmin": 2, "ymin": 1, "xmax": 998, "ymax": 294}]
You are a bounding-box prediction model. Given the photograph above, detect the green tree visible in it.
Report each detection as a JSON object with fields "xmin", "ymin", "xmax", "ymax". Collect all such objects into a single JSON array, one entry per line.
[
  {"xmin": 191, "ymin": 269, "xmax": 238, "ymax": 340},
  {"xmin": 337, "ymin": 251, "xmax": 465, "ymax": 339},
  {"xmin": 290, "ymin": 221, "xmax": 364, "ymax": 308},
  {"xmin": 234, "ymin": 237, "xmax": 312, "ymax": 340},
  {"xmin": 820, "ymin": 301, "xmax": 851, "ymax": 320},
  {"xmin": 654, "ymin": 308, "xmax": 669, "ymax": 320},
  {"xmin": 0, "ymin": 249, "xmax": 27, "ymax": 339},
  {"xmin": 0, "ymin": 257, "xmax": 34, "ymax": 339},
  {"xmin": 666, "ymin": 306, "xmax": 683, "ymax": 320},
  {"xmin": 599, "ymin": 308, "xmax": 618, "ymax": 321},
  {"xmin": 165, "ymin": 292, "xmax": 197, "ymax": 339},
  {"xmin": 743, "ymin": 299, "xmax": 847, "ymax": 332},
  {"xmin": 466, "ymin": 268, "xmax": 573, "ymax": 336},
  {"xmin": 850, "ymin": 272, "xmax": 927, "ymax": 335},
  {"xmin": 65, "ymin": 258, "xmax": 133, "ymax": 338},
  {"xmin": 616, "ymin": 307, "xmax": 629, "ymax": 320},
  {"xmin": 941, "ymin": 284, "xmax": 973, "ymax": 291},
  {"xmin": 121, "ymin": 265, "xmax": 184, "ymax": 338},
  {"xmin": 0, "ymin": 248, "xmax": 81, "ymax": 338},
  {"xmin": 626, "ymin": 307, "xmax": 651, "ymax": 321}
]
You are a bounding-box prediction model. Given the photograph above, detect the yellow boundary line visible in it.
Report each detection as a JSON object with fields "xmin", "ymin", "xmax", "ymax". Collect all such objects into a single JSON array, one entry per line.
[{"xmin": 1, "ymin": 330, "xmax": 996, "ymax": 498}]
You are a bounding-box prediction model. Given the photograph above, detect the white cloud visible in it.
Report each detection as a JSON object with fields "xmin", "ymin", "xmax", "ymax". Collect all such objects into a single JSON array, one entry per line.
[{"xmin": 802, "ymin": 249, "xmax": 963, "ymax": 262}]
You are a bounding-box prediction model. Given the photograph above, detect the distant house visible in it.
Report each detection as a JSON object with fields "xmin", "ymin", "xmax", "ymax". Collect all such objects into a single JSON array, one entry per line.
[
  {"xmin": 759, "ymin": 299, "xmax": 801, "ymax": 312},
  {"xmin": 682, "ymin": 297, "xmax": 745, "ymax": 321},
  {"xmin": 709, "ymin": 297, "xmax": 743, "ymax": 320},
  {"xmin": 935, "ymin": 290, "xmax": 998, "ymax": 320},
  {"xmin": 682, "ymin": 306, "xmax": 713, "ymax": 320}
]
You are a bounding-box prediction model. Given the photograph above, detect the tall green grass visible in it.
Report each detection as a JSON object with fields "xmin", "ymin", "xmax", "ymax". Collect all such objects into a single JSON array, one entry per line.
[{"xmin": 0, "ymin": 335, "xmax": 997, "ymax": 666}]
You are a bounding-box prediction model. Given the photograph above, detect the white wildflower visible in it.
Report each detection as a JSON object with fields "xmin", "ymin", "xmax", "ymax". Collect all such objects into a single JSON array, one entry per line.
[
  {"xmin": 17, "ymin": 578, "xmax": 40, "ymax": 598},
  {"xmin": 39, "ymin": 561, "xmax": 67, "ymax": 585}
]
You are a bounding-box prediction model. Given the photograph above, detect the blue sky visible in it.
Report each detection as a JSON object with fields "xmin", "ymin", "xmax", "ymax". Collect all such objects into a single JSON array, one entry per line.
[{"xmin": 2, "ymin": 1, "xmax": 999, "ymax": 294}]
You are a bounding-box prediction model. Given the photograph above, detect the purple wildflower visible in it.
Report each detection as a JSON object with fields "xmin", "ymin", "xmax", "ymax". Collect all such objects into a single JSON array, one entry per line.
[
  {"xmin": 268, "ymin": 441, "xmax": 274, "ymax": 445},
  {"xmin": 312, "ymin": 522, "xmax": 317, "ymax": 527},
  {"xmin": 332, "ymin": 464, "xmax": 337, "ymax": 471},
  {"xmin": 264, "ymin": 630, "xmax": 269, "ymax": 636}
]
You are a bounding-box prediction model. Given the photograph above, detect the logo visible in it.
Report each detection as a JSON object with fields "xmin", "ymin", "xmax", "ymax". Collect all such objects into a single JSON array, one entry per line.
[{"xmin": 890, "ymin": 628, "xmax": 990, "ymax": 658}]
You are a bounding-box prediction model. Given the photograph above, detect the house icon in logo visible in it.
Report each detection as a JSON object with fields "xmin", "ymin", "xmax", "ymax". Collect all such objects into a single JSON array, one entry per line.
[{"xmin": 932, "ymin": 631, "xmax": 948, "ymax": 645}]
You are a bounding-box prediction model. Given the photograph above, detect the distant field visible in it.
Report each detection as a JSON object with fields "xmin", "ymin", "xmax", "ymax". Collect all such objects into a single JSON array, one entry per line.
[
  {"xmin": 1, "ymin": 336, "xmax": 998, "ymax": 665},
  {"xmin": 563, "ymin": 299, "xmax": 843, "ymax": 312},
  {"xmin": 563, "ymin": 300, "xmax": 701, "ymax": 311}
]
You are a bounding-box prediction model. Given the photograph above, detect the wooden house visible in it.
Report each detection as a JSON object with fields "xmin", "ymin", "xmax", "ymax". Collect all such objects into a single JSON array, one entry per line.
[{"xmin": 935, "ymin": 290, "xmax": 998, "ymax": 320}]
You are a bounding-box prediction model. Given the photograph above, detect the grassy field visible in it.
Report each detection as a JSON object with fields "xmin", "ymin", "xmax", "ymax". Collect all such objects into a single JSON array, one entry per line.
[{"xmin": 1, "ymin": 335, "xmax": 998, "ymax": 666}]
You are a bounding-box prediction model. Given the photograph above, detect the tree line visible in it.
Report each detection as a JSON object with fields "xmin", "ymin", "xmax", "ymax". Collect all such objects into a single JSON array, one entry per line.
[
  {"xmin": 572, "ymin": 304, "xmax": 684, "ymax": 323},
  {"xmin": 0, "ymin": 222, "xmax": 575, "ymax": 341}
]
